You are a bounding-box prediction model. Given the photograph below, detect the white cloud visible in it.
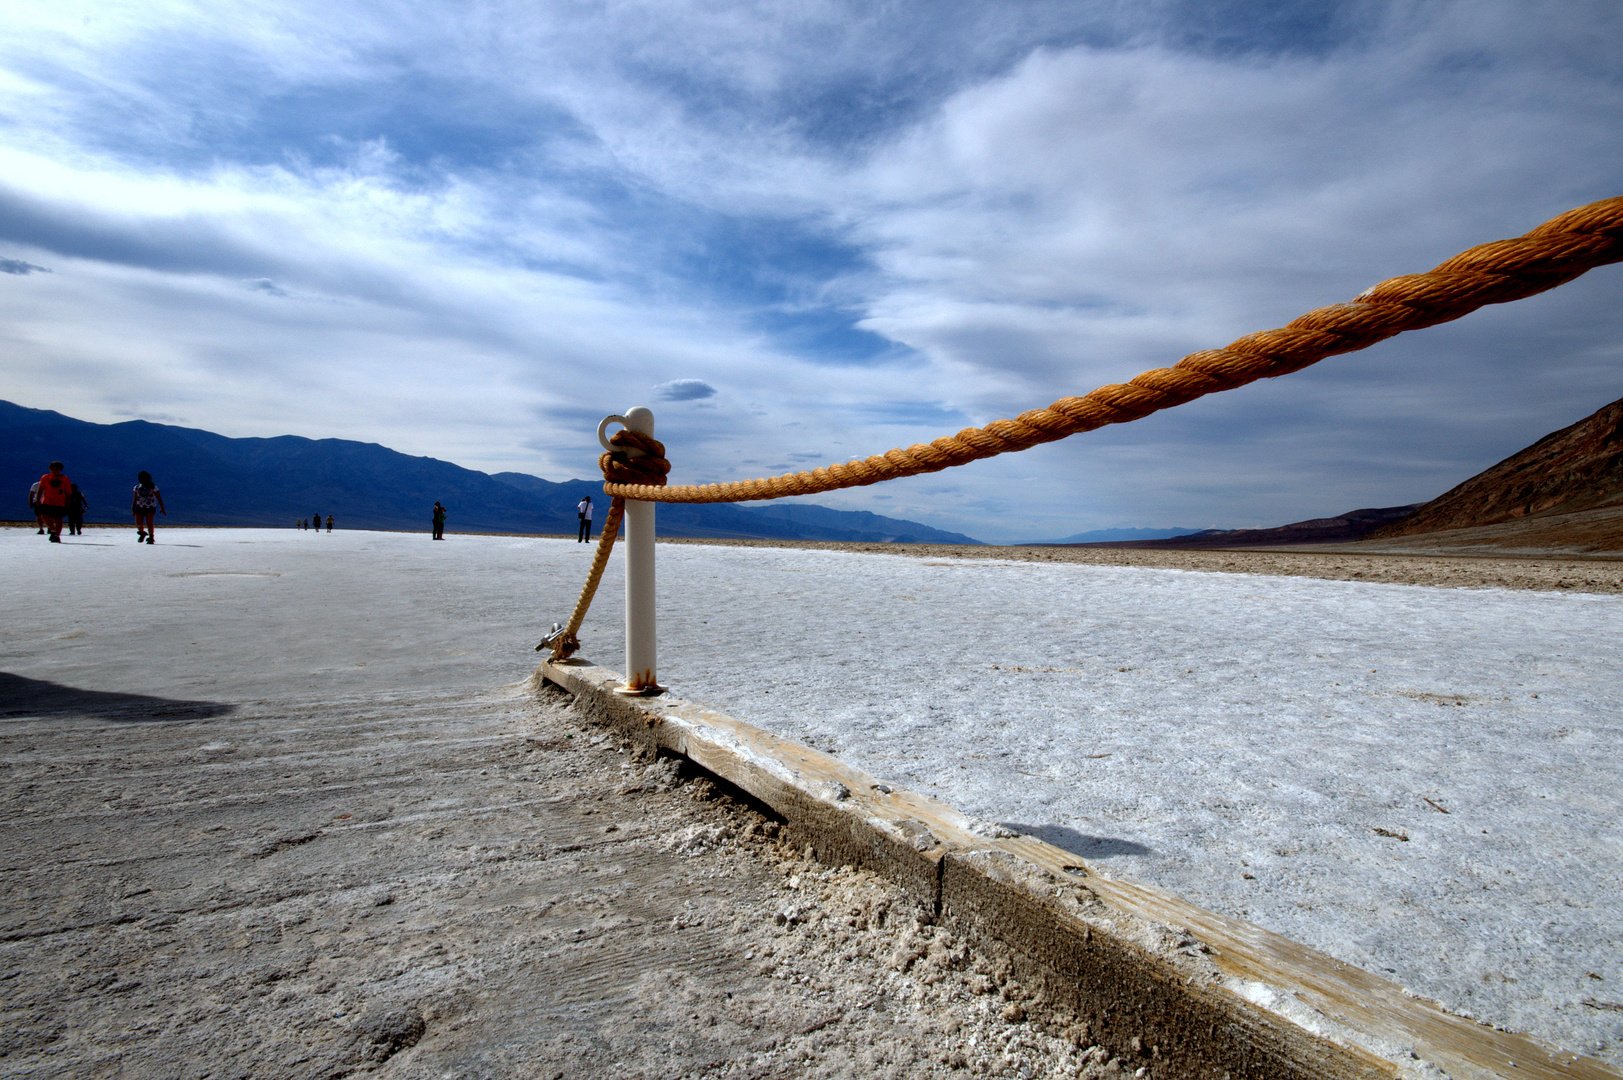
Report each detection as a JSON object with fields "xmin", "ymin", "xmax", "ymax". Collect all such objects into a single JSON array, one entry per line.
[
  {"xmin": 654, "ymin": 379, "xmax": 718, "ymax": 401},
  {"xmin": 0, "ymin": 0, "xmax": 1619, "ymax": 541}
]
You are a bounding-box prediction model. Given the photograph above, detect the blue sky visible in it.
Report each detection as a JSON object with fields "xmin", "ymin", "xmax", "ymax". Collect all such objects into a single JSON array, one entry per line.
[{"xmin": 1, "ymin": 0, "xmax": 1619, "ymax": 542}]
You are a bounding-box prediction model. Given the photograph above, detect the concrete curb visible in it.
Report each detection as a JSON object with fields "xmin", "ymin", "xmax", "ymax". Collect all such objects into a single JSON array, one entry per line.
[{"xmin": 537, "ymin": 659, "xmax": 1615, "ymax": 1080}]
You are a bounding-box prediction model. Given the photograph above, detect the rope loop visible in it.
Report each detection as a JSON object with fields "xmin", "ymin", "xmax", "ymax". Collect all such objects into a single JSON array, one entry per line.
[{"xmin": 599, "ymin": 429, "xmax": 670, "ymax": 489}]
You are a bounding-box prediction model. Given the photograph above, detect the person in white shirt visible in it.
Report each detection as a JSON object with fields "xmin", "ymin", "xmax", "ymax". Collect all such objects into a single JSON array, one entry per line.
[{"xmin": 576, "ymin": 495, "xmax": 593, "ymax": 543}]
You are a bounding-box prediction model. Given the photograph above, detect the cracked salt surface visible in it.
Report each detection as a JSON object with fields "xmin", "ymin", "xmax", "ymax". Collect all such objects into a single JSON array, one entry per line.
[
  {"xmin": 649, "ymin": 543, "xmax": 1623, "ymax": 1065},
  {"xmin": 6, "ymin": 528, "xmax": 1618, "ymax": 1065}
]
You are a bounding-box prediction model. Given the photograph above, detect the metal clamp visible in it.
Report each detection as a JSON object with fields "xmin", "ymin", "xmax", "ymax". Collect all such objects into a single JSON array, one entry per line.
[{"xmin": 537, "ymin": 622, "xmax": 567, "ymax": 652}]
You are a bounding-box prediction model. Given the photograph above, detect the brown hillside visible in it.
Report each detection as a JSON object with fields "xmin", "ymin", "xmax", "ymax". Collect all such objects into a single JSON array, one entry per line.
[{"xmin": 1367, "ymin": 396, "xmax": 1623, "ymax": 544}]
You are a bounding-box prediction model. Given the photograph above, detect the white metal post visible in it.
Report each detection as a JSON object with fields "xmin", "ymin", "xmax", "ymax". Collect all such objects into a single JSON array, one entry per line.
[{"xmin": 618, "ymin": 406, "xmax": 661, "ymax": 695}]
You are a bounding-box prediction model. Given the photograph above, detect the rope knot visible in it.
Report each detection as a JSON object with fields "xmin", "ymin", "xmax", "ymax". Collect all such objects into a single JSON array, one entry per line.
[{"xmin": 599, "ymin": 429, "xmax": 671, "ymax": 488}]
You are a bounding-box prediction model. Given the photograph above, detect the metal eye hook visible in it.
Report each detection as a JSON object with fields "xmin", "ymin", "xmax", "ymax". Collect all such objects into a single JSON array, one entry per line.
[{"xmin": 597, "ymin": 414, "xmax": 628, "ymax": 453}]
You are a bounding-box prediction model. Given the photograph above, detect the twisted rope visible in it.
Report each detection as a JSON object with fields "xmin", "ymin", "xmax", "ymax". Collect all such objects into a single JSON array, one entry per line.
[
  {"xmin": 537, "ymin": 498, "xmax": 622, "ymax": 660},
  {"xmin": 598, "ymin": 430, "xmax": 671, "ymax": 489},
  {"xmin": 540, "ymin": 430, "xmax": 669, "ymax": 660},
  {"xmin": 602, "ymin": 196, "xmax": 1623, "ymax": 504}
]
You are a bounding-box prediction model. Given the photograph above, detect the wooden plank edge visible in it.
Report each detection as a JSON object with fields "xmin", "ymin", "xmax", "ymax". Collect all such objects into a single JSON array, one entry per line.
[{"xmin": 534, "ymin": 658, "xmax": 1615, "ymax": 1080}]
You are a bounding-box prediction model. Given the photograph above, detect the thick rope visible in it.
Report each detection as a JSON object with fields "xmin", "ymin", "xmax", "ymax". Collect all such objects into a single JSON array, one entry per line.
[
  {"xmin": 540, "ymin": 429, "xmax": 669, "ymax": 660},
  {"xmin": 602, "ymin": 196, "xmax": 1623, "ymax": 504},
  {"xmin": 550, "ymin": 197, "xmax": 1621, "ymax": 658},
  {"xmin": 539, "ymin": 497, "xmax": 623, "ymax": 659}
]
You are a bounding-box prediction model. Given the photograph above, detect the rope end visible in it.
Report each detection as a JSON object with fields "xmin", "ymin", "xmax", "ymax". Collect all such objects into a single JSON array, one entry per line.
[{"xmin": 537, "ymin": 622, "xmax": 580, "ymax": 660}]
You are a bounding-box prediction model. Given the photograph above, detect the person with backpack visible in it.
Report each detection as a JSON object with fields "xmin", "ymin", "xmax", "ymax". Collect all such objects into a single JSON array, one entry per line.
[
  {"xmin": 35, "ymin": 462, "xmax": 72, "ymax": 543},
  {"xmin": 576, "ymin": 494, "xmax": 593, "ymax": 542},
  {"xmin": 66, "ymin": 484, "xmax": 88, "ymax": 536},
  {"xmin": 132, "ymin": 471, "xmax": 165, "ymax": 544}
]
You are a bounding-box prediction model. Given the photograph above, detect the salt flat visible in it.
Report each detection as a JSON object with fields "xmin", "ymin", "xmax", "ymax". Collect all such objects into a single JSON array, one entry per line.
[
  {"xmin": 5, "ymin": 526, "xmax": 1620, "ymax": 1067},
  {"xmin": 4, "ymin": 525, "xmax": 1126, "ymax": 1079},
  {"xmin": 656, "ymin": 540, "xmax": 1623, "ymax": 1066}
]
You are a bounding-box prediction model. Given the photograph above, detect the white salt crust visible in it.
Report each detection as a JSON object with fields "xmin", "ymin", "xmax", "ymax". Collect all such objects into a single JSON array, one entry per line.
[{"xmin": 5, "ymin": 527, "xmax": 1619, "ymax": 1063}]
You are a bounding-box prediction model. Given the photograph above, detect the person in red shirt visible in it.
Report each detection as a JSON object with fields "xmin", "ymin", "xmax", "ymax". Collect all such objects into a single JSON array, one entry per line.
[{"xmin": 35, "ymin": 462, "xmax": 72, "ymax": 543}]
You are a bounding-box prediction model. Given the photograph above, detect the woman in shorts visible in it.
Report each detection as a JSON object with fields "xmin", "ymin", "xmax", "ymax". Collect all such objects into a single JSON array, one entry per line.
[{"xmin": 131, "ymin": 471, "xmax": 165, "ymax": 543}]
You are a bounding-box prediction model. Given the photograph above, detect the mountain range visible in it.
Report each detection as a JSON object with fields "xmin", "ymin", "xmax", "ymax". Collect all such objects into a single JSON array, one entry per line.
[
  {"xmin": 1060, "ymin": 505, "xmax": 1422, "ymax": 549},
  {"xmin": 0, "ymin": 401, "xmax": 982, "ymax": 545},
  {"xmin": 1034, "ymin": 526, "xmax": 1205, "ymax": 544},
  {"xmin": 12, "ymin": 393, "xmax": 1619, "ymax": 551}
]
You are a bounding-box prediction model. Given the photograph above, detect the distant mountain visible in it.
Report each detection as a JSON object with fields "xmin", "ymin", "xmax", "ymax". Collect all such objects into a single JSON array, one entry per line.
[
  {"xmin": 1058, "ymin": 505, "xmax": 1421, "ymax": 550},
  {"xmin": 1, "ymin": 401, "xmax": 982, "ymax": 543},
  {"xmin": 488, "ymin": 471, "xmax": 562, "ymax": 495},
  {"xmin": 1365, "ymin": 395, "xmax": 1623, "ymax": 547},
  {"xmin": 699, "ymin": 501, "xmax": 981, "ymax": 544},
  {"xmin": 1034, "ymin": 526, "xmax": 1205, "ymax": 544},
  {"xmin": 1038, "ymin": 396, "xmax": 1623, "ymax": 553},
  {"xmin": 2, "ymin": 401, "xmax": 588, "ymax": 533},
  {"xmin": 493, "ymin": 473, "xmax": 981, "ymax": 543}
]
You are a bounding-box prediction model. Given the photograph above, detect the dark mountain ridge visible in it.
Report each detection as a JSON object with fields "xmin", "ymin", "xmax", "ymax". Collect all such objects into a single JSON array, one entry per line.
[
  {"xmin": 1052, "ymin": 505, "xmax": 1421, "ymax": 550},
  {"xmin": 1035, "ymin": 526, "xmax": 1206, "ymax": 545},
  {"xmin": 1058, "ymin": 395, "xmax": 1623, "ymax": 553},
  {"xmin": 1366, "ymin": 395, "xmax": 1623, "ymax": 545},
  {"xmin": 1, "ymin": 401, "xmax": 982, "ymax": 544}
]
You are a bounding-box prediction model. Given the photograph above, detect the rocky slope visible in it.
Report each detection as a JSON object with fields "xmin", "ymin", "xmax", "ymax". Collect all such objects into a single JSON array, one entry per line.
[{"xmin": 1366, "ymin": 395, "xmax": 1623, "ymax": 549}]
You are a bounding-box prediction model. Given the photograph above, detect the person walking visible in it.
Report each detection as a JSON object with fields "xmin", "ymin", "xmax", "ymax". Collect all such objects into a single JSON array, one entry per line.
[
  {"xmin": 35, "ymin": 462, "xmax": 72, "ymax": 543},
  {"xmin": 576, "ymin": 495, "xmax": 593, "ymax": 543},
  {"xmin": 325, "ymin": 514, "xmax": 333, "ymax": 533},
  {"xmin": 66, "ymin": 484, "xmax": 88, "ymax": 536},
  {"xmin": 28, "ymin": 479, "xmax": 44, "ymax": 534},
  {"xmin": 132, "ymin": 471, "xmax": 165, "ymax": 543},
  {"xmin": 432, "ymin": 501, "xmax": 446, "ymax": 540},
  {"xmin": 312, "ymin": 510, "xmax": 321, "ymax": 534}
]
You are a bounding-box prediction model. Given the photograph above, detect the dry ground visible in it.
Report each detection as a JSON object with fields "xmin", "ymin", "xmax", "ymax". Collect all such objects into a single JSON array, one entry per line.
[
  {"xmin": 25, "ymin": 524, "xmax": 1620, "ymax": 592},
  {"xmin": 0, "ymin": 676, "xmax": 1131, "ymax": 1080},
  {"xmin": 7, "ymin": 525, "xmax": 1615, "ymax": 1077},
  {"xmin": 661, "ymin": 538, "xmax": 1623, "ymax": 593}
]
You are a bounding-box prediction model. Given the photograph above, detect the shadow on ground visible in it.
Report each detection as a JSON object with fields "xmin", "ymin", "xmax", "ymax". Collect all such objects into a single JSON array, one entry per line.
[
  {"xmin": 1002, "ymin": 823, "xmax": 1152, "ymax": 859},
  {"xmin": 0, "ymin": 672, "xmax": 235, "ymax": 722}
]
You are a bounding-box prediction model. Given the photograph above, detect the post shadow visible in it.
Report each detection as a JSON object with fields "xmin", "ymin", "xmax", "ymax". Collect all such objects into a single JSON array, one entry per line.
[
  {"xmin": 0, "ymin": 672, "xmax": 235, "ymax": 722},
  {"xmin": 1000, "ymin": 822, "xmax": 1152, "ymax": 859}
]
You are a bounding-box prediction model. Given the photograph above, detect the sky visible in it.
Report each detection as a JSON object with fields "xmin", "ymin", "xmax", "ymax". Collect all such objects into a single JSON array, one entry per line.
[{"xmin": 1, "ymin": 0, "xmax": 1620, "ymax": 543}]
